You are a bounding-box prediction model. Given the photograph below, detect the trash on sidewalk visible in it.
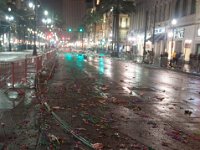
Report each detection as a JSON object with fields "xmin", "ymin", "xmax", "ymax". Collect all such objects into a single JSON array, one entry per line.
[
  {"xmin": 92, "ymin": 143, "xmax": 104, "ymax": 150},
  {"xmin": 128, "ymin": 105, "xmax": 142, "ymax": 111},
  {"xmin": 52, "ymin": 106, "xmax": 65, "ymax": 110},
  {"xmin": 155, "ymin": 97, "xmax": 165, "ymax": 101},
  {"xmin": 147, "ymin": 121, "xmax": 158, "ymax": 128},
  {"xmin": 48, "ymin": 134, "xmax": 60, "ymax": 144},
  {"xmin": 166, "ymin": 129, "xmax": 189, "ymax": 144},
  {"xmin": 75, "ymin": 128, "xmax": 87, "ymax": 131},
  {"xmin": 184, "ymin": 110, "xmax": 192, "ymax": 115},
  {"xmin": 188, "ymin": 98, "xmax": 194, "ymax": 100}
]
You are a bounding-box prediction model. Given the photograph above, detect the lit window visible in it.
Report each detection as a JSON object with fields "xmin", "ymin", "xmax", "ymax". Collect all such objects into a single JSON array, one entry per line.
[
  {"xmin": 96, "ymin": 0, "xmax": 100, "ymax": 5},
  {"xmin": 198, "ymin": 28, "xmax": 200, "ymax": 37}
]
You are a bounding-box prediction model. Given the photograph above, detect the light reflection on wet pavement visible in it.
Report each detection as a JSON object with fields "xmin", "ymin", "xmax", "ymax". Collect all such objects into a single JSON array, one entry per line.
[{"xmin": 64, "ymin": 53, "xmax": 200, "ymax": 150}]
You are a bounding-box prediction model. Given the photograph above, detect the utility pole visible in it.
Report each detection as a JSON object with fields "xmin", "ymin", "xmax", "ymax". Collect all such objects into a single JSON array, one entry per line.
[
  {"xmin": 151, "ymin": 1, "xmax": 157, "ymax": 60},
  {"xmin": 33, "ymin": 0, "xmax": 37, "ymax": 56},
  {"xmin": 143, "ymin": 11, "xmax": 149, "ymax": 62}
]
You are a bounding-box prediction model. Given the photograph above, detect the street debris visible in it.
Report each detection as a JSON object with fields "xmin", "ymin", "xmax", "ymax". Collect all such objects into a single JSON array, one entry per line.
[
  {"xmin": 52, "ymin": 106, "xmax": 65, "ymax": 110},
  {"xmin": 166, "ymin": 129, "xmax": 189, "ymax": 144},
  {"xmin": 147, "ymin": 121, "xmax": 158, "ymax": 128},
  {"xmin": 92, "ymin": 143, "xmax": 104, "ymax": 150},
  {"xmin": 155, "ymin": 97, "xmax": 165, "ymax": 101},
  {"xmin": 184, "ymin": 110, "xmax": 193, "ymax": 115}
]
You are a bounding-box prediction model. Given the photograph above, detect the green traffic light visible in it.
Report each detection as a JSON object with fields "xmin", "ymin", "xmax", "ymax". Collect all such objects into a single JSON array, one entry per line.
[
  {"xmin": 67, "ymin": 28, "xmax": 72, "ymax": 32},
  {"xmin": 79, "ymin": 27, "xmax": 84, "ymax": 32}
]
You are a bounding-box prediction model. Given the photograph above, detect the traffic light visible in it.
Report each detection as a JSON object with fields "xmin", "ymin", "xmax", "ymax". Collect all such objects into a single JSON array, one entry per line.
[
  {"xmin": 67, "ymin": 27, "xmax": 72, "ymax": 32},
  {"xmin": 79, "ymin": 27, "xmax": 84, "ymax": 32}
]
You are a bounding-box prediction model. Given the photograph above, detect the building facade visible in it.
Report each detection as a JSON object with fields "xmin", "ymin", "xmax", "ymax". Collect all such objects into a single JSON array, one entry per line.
[
  {"xmin": 84, "ymin": 0, "xmax": 131, "ymax": 51},
  {"xmin": 129, "ymin": 0, "xmax": 200, "ymax": 62}
]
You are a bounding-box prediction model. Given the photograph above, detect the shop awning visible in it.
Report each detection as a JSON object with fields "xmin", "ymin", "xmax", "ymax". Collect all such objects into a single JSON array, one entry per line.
[{"xmin": 146, "ymin": 34, "xmax": 166, "ymax": 42}]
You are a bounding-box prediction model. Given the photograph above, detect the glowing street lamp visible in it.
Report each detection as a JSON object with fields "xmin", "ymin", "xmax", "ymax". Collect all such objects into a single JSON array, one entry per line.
[
  {"xmin": 8, "ymin": 7, "xmax": 11, "ymax": 12},
  {"xmin": 44, "ymin": 10, "xmax": 48, "ymax": 16},
  {"xmin": 28, "ymin": 2, "xmax": 34, "ymax": 9},
  {"xmin": 29, "ymin": 1, "xmax": 37, "ymax": 55}
]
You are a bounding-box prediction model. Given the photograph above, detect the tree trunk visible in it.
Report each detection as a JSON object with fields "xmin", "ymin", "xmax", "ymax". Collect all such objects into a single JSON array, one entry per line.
[{"xmin": 112, "ymin": 0, "xmax": 120, "ymax": 57}]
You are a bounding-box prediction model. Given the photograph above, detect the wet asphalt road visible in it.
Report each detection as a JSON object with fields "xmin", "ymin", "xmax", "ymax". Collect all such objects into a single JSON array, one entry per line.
[
  {"xmin": 63, "ymin": 52, "xmax": 200, "ymax": 150},
  {"xmin": 1, "ymin": 51, "xmax": 200, "ymax": 149}
]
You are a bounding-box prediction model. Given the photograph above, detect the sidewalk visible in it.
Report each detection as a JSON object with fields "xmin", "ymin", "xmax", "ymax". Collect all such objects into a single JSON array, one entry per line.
[{"xmin": 109, "ymin": 53, "xmax": 200, "ymax": 77}]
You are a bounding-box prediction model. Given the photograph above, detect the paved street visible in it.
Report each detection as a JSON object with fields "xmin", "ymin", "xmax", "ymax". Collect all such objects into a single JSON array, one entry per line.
[
  {"xmin": 1, "ymin": 51, "xmax": 200, "ymax": 149},
  {"xmin": 39, "ymin": 52, "xmax": 200, "ymax": 149}
]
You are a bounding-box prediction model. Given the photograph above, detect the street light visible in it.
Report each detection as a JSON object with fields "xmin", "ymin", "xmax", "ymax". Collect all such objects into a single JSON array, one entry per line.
[
  {"xmin": 44, "ymin": 10, "xmax": 48, "ymax": 16},
  {"xmin": 29, "ymin": 1, "xmax": 37, "ymax": 56},
  {"xmin": 79, "ymin": 27, "xmax": 84, "ymax": 51},
  {"xmin": 8, "ymin": 7, "xmax": 11, "ymax": 12},
  {"xmin": 5, "ymin": 15, "xmax": 14, "ymax": 51},
  {"xmin": 170, "ymin": 19, "xmax": 177, "ymax": 60},
  {"xmin": 29, "ymin": 2, "xmax": 34, "ymax": 9}
]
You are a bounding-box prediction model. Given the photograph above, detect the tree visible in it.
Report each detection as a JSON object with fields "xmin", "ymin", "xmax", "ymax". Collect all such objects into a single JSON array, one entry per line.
[
  {"xmin": 82, "ymin": 10, "xmax": 103, "ymax": 43},
  {"xmin": 97, "ymin": 0, "xmax": 136, "ymax": 56}
]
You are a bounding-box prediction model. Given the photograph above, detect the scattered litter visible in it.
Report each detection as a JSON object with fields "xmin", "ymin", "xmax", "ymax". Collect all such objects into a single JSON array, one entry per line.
[
  {"xmin": 147, "ymin": 121, "xmax": 158, "ymax": 128},
  {"xmin": 184, "ymin": 110, "xmax": 192, "ymax": 115},
  {"xmin": 75, "ymin": 128, "xmax": 87, "ymax": 131},
  {"xmin": 166, "ymin": 129, "xmax": 189, "ymax": 144},
  {"xmin": 128, "ymin": 105, "xmax": 142, "ymax": 111},
  {"xmin": 156, "ymin": 97, "xmax": 165, "ymax": 101},
  {"xmin": 110, "ymin": 97, "xmax": 127, "ymax": 105},
  {"xmin": 114, "ymin": 132, "xmax": 120, "ymax": 138},
  {"xmin": 119, "ymin": 144, "xmax": 125, "ymax": 148},
  {"xmin": 92, "ymin": 143, "xmax": 103, "ymax": 150},
  {"xmin": 52, "ymin": 106, "xmax": 65, "ymax": 110},
  {"xmin": 98, "ymin": 99, "xmax": 106, "ymax": 105},
  {"xmin": 48, "ymin": 134, "xmax": 60, "ymax": 144},
  {"xmin": 162, "ymin": 142, "xmax": 169, "ymax": 147}
]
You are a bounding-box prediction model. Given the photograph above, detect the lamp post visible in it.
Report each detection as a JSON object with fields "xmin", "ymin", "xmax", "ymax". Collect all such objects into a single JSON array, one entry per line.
[
  {"xmin": 5, "ymin": 15, "xmax": 14, "ymax": 51},
  {"xmin": 151, "ymin": 1, "xmax": 158, "ymax": 64},
  {"xmin": 29, "ymin": 1, "xmax": 37, "ymax": 56},
  {"xmin": 170, "ymin": 19, "xmax": 177, "ymax": 59},
  {"xmin": 42, "ymin": 10, "xmax": 52, "ymax": 49},
  {"xmin": 79, "ymin": 27, "xmax": 84, "ymax": 51}
]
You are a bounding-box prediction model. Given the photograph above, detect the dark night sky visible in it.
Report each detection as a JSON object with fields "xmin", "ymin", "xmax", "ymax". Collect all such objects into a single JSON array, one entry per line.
[
  {"xmin": 40, "ymin": 0, "xmax": 62, "ymax": 16},
  {"xmin": 40, "ymin": 0, "xmax": 86, "ymax": 28}
]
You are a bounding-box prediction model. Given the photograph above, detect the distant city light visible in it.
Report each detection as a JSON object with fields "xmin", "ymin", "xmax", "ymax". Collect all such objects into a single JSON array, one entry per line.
[
  {"xmin": 44, "ymin": 10, "xmax": 48, "ymax": 16},
  {"xmin": 29, "ymin": 2, "xmax": 34, "ymax": 8},
  {"xmin": 171, "ymin": 19, "xmax": 177, "ymax": 25},
  {"xmin": 5, "ymin": 15, "xmax": 14, "ymax": 21},
  {"xmin": 8, "ymin": 7, "xmax": 11, "ymax": 12}
]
